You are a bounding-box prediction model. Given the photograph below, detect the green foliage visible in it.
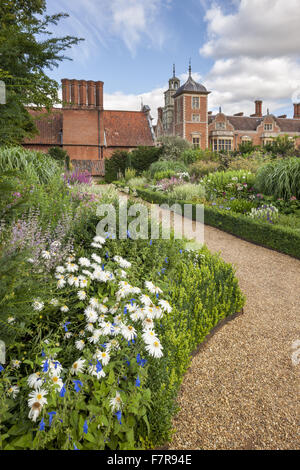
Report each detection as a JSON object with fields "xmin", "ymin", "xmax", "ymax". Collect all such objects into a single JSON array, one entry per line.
[
  {"xmin": 135, "ymin": 187, "xmax": 300, "ymax": 259},
  {"xmin": 228, "ymin": 154, "xmax": 270, "ymax": 174},
  {"xmin": 0, "ymin": 146, "xmax": 61, "ymax": 184},
  {"xmin": 47, "ymin": 147, "xmax": 70, "ymax": 170},
  {"xmin": 238, "ymin": 141, "xmax": 257, "ymax": 154},
  {"xmin": 255, "ymin": 158, "xmax": 300, "ymax": 200},
  {"xmin": 180, "ymin": 148, "xmax": 219, "ymax": 165},
  {"xmin": 127, "ymin": 177, "xmax": 147, "ymax": 189},
  {"xmin": 153, "ymin": 170, "xmax": 177, "ymax": 181},
  {"xmin": 149, "ymin": 160, "xmax": 188, "ymax": 178},
  {"xmin": 104, "ymin": 150, "xmax": 130, "ymax": 183},
  {"xmin": 129, "ymin": 146, "xmax": 163, "ymax": 174},
  {"xmin": 264, "ymin": 135, "xmax": 297, "ymax": 157},
  {"xmin": 189, "ymin": 160, "xmax": 220, "ymax": 178},
  {"xmin": 124, "ymin": 168, "xmax": 136, "ymax": 182},
  {"xmin": 158, "ymin": 136, "xmax": 191, "ymax": 161},
  {"xmin": 203, "ymin": 170, "xmax": 256, "ymax": 199},
  {"xmin": 0, "ymin": 0, "xmax": 83, "ymax": 145},
  {"xmin": 170, "ymin": 183, "xmax": 205, "ymax": 201}
]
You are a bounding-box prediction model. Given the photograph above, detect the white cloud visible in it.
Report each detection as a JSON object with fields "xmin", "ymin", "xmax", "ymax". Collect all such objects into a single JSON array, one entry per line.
[
  {"xmin": 201, "ymin": 0, "xmax": 300, "ymax": 58},
  {"xmin": 51, "ymin": 0, "xmax": 169, "ymax": 60},
  {"xmin": 199, "ymin": 0, "xmax": 300, "ymax": 117}
]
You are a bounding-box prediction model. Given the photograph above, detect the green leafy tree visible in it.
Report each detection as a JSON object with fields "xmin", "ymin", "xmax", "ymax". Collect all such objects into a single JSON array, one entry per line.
[{"xmin": 0, "ymin": 0, "xmax": 83, "ymax": 145}]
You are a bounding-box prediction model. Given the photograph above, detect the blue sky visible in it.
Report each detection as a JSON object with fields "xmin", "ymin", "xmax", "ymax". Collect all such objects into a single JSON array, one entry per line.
[{"xmin": 46, "ymin": 0, "xmax": 300, "ymax": 121}]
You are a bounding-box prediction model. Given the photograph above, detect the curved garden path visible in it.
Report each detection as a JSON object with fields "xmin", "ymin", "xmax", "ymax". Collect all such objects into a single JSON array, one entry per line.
[
  {"xmin": 168, "ymin": 222, "xmax": 300, "ymax": 450},
  {"xmin": 117, "ymin": 190, "xmax": 300, "ymax": 449}
]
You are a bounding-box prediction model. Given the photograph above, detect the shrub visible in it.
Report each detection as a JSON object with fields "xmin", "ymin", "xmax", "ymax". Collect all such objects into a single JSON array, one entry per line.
[
  {"xmin": 264, "ymin": 135, "xmax": 297, "ymax": 157},
  {"xmin": 248, "ymin": 204, "xmax": 279, "ymax": 223},
  {"xmin": 255, "ymin": 157, "xmax": 300, "ymax": 200},
  {"xmin": 228, "ymin": 154, "xmax": 271, "ymax": 174},
  {"xmin": 48, "ymin": 147, "xmax": 70, "ymax": 170},
  {"xmin": 149, "ymin": 160, "xmax": 188, "ymax": 177},
  {"xmin": 181, "ymin": 148, "xmax": 218, "ymax": 165},
  {"xmin": 203, "ymin": 170, "xmax": 256, "ymax": 199},
  {"xmin": 0, "ymin": 146, "xmax": 61, "ymax": 184},
  {"xmin": 129, "ymin": 147, "xmax": 163, "ymax": 173},
  {"xmin": 104, "ymin": 150, "xmax": 130, "ymax": 183},
  {"xmin": 124, "ymin": 168, "xmax": 136, "ymax": 182},
  {"xmin": 127, "ymin": 177, "xmax": 147, "ymax": 189},
  {"xmin": 158, "ymin": 136, "xmax": 191, "ymax": 161},
  {"xmin": 189, "ymin": 160, "xmax": 220, "ymax": 178},
  {"xmin": 170, "ymin": 183, "xmax": 205, "ymax": 201}
]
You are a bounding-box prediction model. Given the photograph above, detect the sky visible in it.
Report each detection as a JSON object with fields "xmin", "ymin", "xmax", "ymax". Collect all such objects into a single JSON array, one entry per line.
[{"xmin": 45, "ymin": 0, "xmax": 300, "ymax": 122}]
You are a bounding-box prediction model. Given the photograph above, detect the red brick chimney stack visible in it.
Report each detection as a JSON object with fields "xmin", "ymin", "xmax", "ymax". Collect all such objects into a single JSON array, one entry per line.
[
  {"xmin": 87, "ymin": 81, "xmax": 96, "ymax": 107},
  {"xmin": 70, "ymin": 79, "xmax": 79, "ymax": 107},
  {"xmin": 294, "ymin": 103, "xmax": 300, "ymax": 119},
  {"xmin": 61, "ymin": 79, "xmax": 70, "ymax": 107},
  {"xmin": 255, "ymin": 100, "xmax": 262, "ymax": 117},
  {"xmin": 79, "ymin": 80, "xmax": 87, "ymax": 107},
  {"xmin": 95, "ymin": 81, "xmax": 104, "ymax": 109}
]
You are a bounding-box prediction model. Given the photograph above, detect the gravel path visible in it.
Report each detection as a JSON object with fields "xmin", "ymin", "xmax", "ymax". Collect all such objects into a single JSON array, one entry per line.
[
  {"xmin": 168, "ymin": 223, "xmax": 300, "ymax": 450},
  {"xmin": 118, "ymin": 191, "xmax": 300, "ymax": 449}
]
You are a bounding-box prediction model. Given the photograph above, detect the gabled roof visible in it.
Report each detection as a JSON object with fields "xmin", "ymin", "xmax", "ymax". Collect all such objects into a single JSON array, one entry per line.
[
  {"xmin": 274, "ymin": 117, "xmax": 300, "ymax": 133},
  {"xmin": 24, "ymin": 108, "xmax": 62, "ymax": 145},
  {"xmin": 209, "ymin": 113, "xmax": 300, "ymax": 133},
  {"xmin": 103, "ymin": 110, "xmax": 154, "ymax": 147}
]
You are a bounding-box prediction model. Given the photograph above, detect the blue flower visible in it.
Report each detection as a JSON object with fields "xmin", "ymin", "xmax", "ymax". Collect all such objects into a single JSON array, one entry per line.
[
  {"xmin": 96, "ymin": 360, "xmax": 102, "ymax": 373},
  {"xmin": 0, "ymin": 365, "xmax": 4, "ymax": 373},
  {"xmin": 124, "ymin": 306, "xmax": 128, "ymax": 315},
  {"xmin": 127, "ymin": 230, "xmax": 131, "ymax": 239},
  {"xmin": 102, "ymin": 264, "xmax": 105, "ymax": 271},
  {"xmin": 73, "ymin": 380, "xmax": 83, "ymax": 393},
  {"xmin": 60, "ymin": 384, "xmax": 66, "ymax": 397},
  {"xmin": 43, "ymin": 359, "xmax": 49, "ymax": 373},
  {"xmin": 116, "ymin": 410, "xmax": 122, "ymax": 425},
  {"xmin": 41, "ymin": 349, "xmax": 45, "ymax": 357},
  {"xmin": 73, "ymin": 443, "xmax": 79, "ymax": 450},
  {"xmin": 165, "ymin": 257, "xmax": 168, "ymax": 263},
  {"xmin": 126, "ymin": 360, "xmax": 130, "ymax": 367},
  {"xmin": 83, "ymin": 420, "xmax": 88, "ymax": 435},
  {"xmin": 156, "ymin": 293, "xmax": 159, "ymax": 299},
  {"xmin": 39, "ymin": 418, "xmax": 45, "ymax": 431},
  {"xmin": 135, "ymin": 375, "xmax": 141, "ymax": 387},
  {"xmin": 48, "ymin": 411, "xmax": 56, "ymax": 426},
  {"xmin": 130, "ymin": 298, "xmax": 136, "ymax": 306},
  {"xmin": 161, "ymin": 268, "xmax": 166, "ymax": 274},
  {"xmin": 53, "ymin": 361, "xmax": 60, "ymax": 370},
  {"xmin": 179, "ymin": 249, "xmax": 183, "ymax": 254},
  {"xmin": 105, "ymin": 252, "xmax": 109, "ymax": 259},
  {"xmin": 63, "ymin": 322, "xmax": 71, "ymax": 332},
  {"xmin": 149, "ymin": 240, "xmax": 153, "ymax": 246}
]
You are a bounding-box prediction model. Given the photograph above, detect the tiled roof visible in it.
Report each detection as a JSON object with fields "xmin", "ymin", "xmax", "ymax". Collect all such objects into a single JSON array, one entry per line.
[
  {"xmin": 24, "ymin": 108, "xmax": 62, "ymax": 144},
  {"xmin": 226, "ymin": 116, "xmax": 263, "ymax": 131},
  {"xmin": 103, "ymin": 110, "xmax": 154, "ymax": 147},
  {"xmin": 274, "ymin": 118, "xmax": 300, "ymax": 133},
  {"xmin": 173, "ymin": 76, "xmax": 209, "ymax": 98}
]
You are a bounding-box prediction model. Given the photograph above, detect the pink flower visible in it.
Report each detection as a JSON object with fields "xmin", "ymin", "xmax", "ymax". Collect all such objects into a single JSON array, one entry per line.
[{"xmin": 290, "ymin": 196, "xmax": 297, "ymax": 201}]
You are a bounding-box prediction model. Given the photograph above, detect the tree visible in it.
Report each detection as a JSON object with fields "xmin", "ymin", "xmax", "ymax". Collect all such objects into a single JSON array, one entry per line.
[{"xmin": 0, "ymin": 0, "xmax": 83, "ymax": 145}]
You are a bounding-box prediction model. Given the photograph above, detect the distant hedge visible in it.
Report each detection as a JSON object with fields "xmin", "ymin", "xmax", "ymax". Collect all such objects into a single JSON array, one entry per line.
[
  {"xmin": 105, "ymin": 147, "xmax": 163, "ymax": 183},
  {"xmin": 133, "ymin": 187, "xmax": 300, "ymax": 260}
]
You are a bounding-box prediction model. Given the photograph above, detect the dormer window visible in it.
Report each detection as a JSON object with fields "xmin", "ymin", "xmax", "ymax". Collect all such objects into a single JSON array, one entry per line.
[
  {"xmin": 264, "ymin": 123, "xmax": 273, "ymax": 131},
  {"xmin": 216, "ymin": 122, "xmax": 225, "ymax": 130}
]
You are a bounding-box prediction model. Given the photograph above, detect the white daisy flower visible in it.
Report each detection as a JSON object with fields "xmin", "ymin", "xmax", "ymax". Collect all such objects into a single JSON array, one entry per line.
[
  {"xmin": 122, "ymin": 324, "xmax": 136, "ymax": 341},
  {"xmin": 78, "ymin": 257, "xmax": 91, "ymax": 267},
  {"xmin": 41, "ymin": 250, "xmax": 51, "ymax": 260},
  {"xmin": 88, "ymin": 365, "xmax": 106, "ymax": 379},
  {"xmin": 11, "ymin": 359, "xmax": 21, "ymax": 369},
  {"xmin": 113, "ymin": 256, "xmax": 131, "ymax": 269},
  {"xmin": 143, "ymin": 317, "xmax": 154, "ymax": 330},
  {"xmin": 88, "ymin": 329, "xmax": 102, "ymax": 344},
  {"xmin": 142, "ymin": 329, "xmax": 159, "ymax": 344},
  {"xmin": 33, "ymin": 300, "xmax": 44, "ymax": 312},
  {"xmin": 27, "ymin": 373, "xmax": 43, "ymax": 389},
  {"xmin": 109, "ymin": 391, "xmax": 122, "ymax": 411},
  {"xmin": 7, "ymin": 316, "xmax": 15, "ymax": 324},
  {"xmin": 158, "ymin": 299, "xmax": 172, "ymax": 313},
  {"xmin": 91, "ymin": 253, "xmax": 102, "ymax": 264},
  {"xmin": 27, "ymin": 258, "xmax": 35, "ymax": 263},
  {"xmin": 96, "ymin": 350, "xmax": 110, "ymax": 366},
  {"xmin": 89, "ymin": 297, "xmax": 99, "ymax": 308},
  {"xmin": 68, "ymin": 275, "xmax": 80, "ymax": 287},
  {"xmin": 50, "ymin": 374, "xmax": 63, "ymax": 391},
  {"xmin": 28, "ymin": 389, "xmax": 48, "ymax": 421},
  {"xmin": 84, "ymin": 306, "xmax": 98, "ymax": 323},
  {"xmin": 82, "ymin": 269, "xmax": 93, "ymax": 278},
  {"xmin": 99, "ymin": 322, "xmax": 113, "ymax": 336},
  {"xmin": 98, "ymin": 304, "xmax": 108, "ymax": 314},
  {"xmin": 145, "ymin": 281, "xmax": 162, "ymax": 295},
  {"xmin": 140, "ymin": 294, "xmax": 152, "ymax": 306},
  {"xmin": 85, "ymin": 322, "xmax": 95, "ymax": 333},
  {"xmin": 70, "ymin": 358, "xmax": 86, "ymax": 375},
  {"xmin": 50, "ymin": 298, "xmax": 59, "ymax": 306},
  {"xmin": 106, "ymin": 339, "xmax": 120, "ymax": 352},
  {"xmin": 93, "ymin": 235, "xmax": 106, "ymax": 245},
  {"xmin": 48, "ymin": 360, "xmax": 63, "ymax": 376},
  {"xmin": 77, "ymin": 290, "xmax": 87, "ymax": 300},
  {"xmin": 66, "ymin": 262, "xmax": 78, "ymax": 273},
  {"xmin": 56, "ymin": 266, "xmax": 65, "ymax": 274},
  {"xmin": 60, "ymin": 305, "xmax": 69, "ymax": 313},
  {"xmin": 57, "ymin": 278, "xmax": 66, "ymax": 289},
  {"xmin": 7, "ymin": 385, "xmax": 20, "ymax": 399},
  {"xmin": 145, "ymin": 338, "xmax": 163, "ymax": 358},
  {"xmin": 79, "ymin": 277, "xmax": 88, "ymax": 289},
  {"xmin": 75, "ymin": 340, "xmax": 85, "ymax": 351},
  {"xmin": 64, "ymin": 332, "xmax": 73, "ymax": 339}
]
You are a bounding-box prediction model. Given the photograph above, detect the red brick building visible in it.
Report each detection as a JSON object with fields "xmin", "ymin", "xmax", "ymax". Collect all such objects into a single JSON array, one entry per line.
[
  {"xmin": 23, "ymin": 79, "xmax": 155, "ymax": 175},
  {"xmin": 155, "ymin": 67, "xmax": 300, "ymax": 150}
]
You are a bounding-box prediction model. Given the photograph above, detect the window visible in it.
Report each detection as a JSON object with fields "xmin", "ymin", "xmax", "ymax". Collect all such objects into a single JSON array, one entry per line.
[
  {"xmin": 192, "ymin": 97, "xmax": 200, "ymax": 109},
  {"xmin": 216, "ymin": 122, "xmax": 226, "ymax": 130},
  {"xmin": 213, "ymin": 139, "xmax": 232, "ymax": 151},
  {"xmin": 192, "ymin": 114, "xmax": 200, "ymax": 122},
  {"xmin": 264, "ymin": 123, "xmax": 273, "ymax": 131},
  {"xmin": 193, "ymin": 137, "xmax": 200, "ymax": 149}
]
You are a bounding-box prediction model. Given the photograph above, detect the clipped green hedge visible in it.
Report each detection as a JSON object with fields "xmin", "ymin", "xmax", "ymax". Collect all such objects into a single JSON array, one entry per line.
[{"xmin": 134, "ymin": 187, "xmax": 300, "ymax": 259}]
